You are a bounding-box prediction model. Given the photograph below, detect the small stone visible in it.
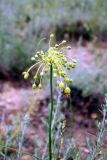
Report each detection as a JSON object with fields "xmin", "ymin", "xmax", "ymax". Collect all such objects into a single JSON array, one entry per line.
[{"xmin": 21, "ymin": 155, "xmax": 32, "ymax": 160}]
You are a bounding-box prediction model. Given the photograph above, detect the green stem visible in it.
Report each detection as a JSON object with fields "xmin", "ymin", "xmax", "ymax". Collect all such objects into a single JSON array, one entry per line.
[{"xmin": 49, "ymin": 64, "xmax": 53, "ymax": 160}]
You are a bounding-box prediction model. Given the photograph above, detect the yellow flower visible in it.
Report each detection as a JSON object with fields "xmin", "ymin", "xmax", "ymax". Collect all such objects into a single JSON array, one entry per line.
[{"xmin": 23, "ymin": 34, "xmax": 77, "ymax": 95}]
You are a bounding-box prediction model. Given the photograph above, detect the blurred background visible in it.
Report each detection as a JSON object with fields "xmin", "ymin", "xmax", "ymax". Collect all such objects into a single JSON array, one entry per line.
[{"xmin": 0, "ymin": 0, "xmax": 107, "ymax": 159}]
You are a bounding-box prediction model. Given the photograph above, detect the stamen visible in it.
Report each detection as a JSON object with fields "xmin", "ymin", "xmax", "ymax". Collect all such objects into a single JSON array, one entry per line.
[
  {"xmin": 34, "ymin": 63, "xmax": 44, "ymax": 80},
  {"xmin": 28, "ymin": 61, "xmax": 42, "ymax": 73}
]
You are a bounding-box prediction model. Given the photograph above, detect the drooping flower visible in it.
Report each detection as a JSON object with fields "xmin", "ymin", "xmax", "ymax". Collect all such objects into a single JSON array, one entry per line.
[{"xmin": 23, "ymin": 34, "xmax": 77, "ymax": 95}]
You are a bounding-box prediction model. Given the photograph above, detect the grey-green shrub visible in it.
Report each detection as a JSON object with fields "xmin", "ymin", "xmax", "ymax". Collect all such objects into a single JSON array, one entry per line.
[{"xmin": 1, "ymin": 0, "xmax": 107, "ymax": 77}]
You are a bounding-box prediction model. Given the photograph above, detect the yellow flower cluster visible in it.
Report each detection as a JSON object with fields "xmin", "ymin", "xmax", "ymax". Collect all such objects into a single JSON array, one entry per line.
[{"xmin": 23, "ymin": 34, "xmax": 77, "ymax": 95}]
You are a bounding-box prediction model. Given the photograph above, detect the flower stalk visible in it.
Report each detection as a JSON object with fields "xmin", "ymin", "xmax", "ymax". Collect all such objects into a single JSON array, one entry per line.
[
  {"xmin": 49, "ymin": 64, "xmax": 54, "ymax": 160},
  {"xmin": 22, "ymin": 34, "xmax": 77, "ymax": 159}
]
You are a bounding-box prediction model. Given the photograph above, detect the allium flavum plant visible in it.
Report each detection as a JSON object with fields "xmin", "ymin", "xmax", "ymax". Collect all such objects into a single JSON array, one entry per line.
[{"xmin": 23, "ymin": 34, "xmax": 77, "ymax": 160}]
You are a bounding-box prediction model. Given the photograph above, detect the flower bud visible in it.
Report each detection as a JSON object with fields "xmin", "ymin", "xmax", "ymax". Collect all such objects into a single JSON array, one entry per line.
[
  {"xmin": 55, "ymin": 44, "xmax": 59, "ymax": 48},
  {"xmin": 62, "ymin": 40, "xmax": 66, "ymax": 43},
  {"xmin": 32, "ymin": 83, "xmax": 36, "ymax": 89},
  {"xmin": 67, "ymin": 46, "xmax": 71, "ymax": 50},
  {"xmin": 59, "ymin": 81, "xmax": 65, "ymax": 90},
  {"xmin": 24, "ymin": 72, "xmax": 29, "ymax": 80},
  {"xmin": 63, "ymin": 57, "xmax": 67, "ymax": 63},
  {"xmin": 53, "ymin": 73, "xmax": 57, "ymax": 78},
  {"xmin": 35, "ymin": 54, "xmax": 38, "ymax": 58},
  {"xmin": 72, "ymin": 59, "xmax": 77, "ymax": 63},
  {"xmin": 38, "ymin": 84, "xmax": 42, "ymax": 89},
  {"xmin": 40, "ymin": 72, "xmax": 44, "ymax": 76},
  {"xmin": 34, "ymin": 75, "xmax": 37, "ymax": 80},
  {"xmin": 37, "ymin": 51, "xmax": 40, "ymax": 54},
  {"xmin": 31, "ymin": 57, "xmax": 35, "ymax": 61},
  {"xmin": 71, "ymin": 63, "xmax": 77, "ymax": 68},
  {"xmin": 50, "ymin": 34, "xmax": 54, "ymax": 38},
  {"xmin": 64, "ymin": 87, "xmax": 71, "ymax": 95},
  {"xmin": 65, "ymin": 78, "xmax": 73, "ymax": 83}
]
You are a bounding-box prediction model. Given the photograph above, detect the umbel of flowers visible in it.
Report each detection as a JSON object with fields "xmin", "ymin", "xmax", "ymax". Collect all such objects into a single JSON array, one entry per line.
[
  {"xmin": 23, "ymin": 34, "xmax": 77, "ymax": 160},
  {"xmin": 23, "ymin": 34, "xmax": 77, "ymax": 95}
]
